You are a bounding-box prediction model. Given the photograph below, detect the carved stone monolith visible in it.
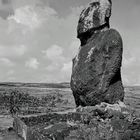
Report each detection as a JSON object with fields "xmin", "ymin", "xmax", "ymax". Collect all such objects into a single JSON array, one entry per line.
[{"xmin": 71, "ymin": 0, "xmax": 124, "ymax": 107}]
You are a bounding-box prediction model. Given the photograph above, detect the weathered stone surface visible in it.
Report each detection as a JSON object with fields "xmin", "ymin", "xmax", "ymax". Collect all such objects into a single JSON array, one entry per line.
[
  {"xmin": 77, "ymin": 0, "xmax": 112, "ymax": 38},
  {"xmin": 71, "ymin": 0, "xmax": 124, "ymax": 106},
  {"xmin": 13, "ymin": 102, "xmax": 140, "ymax": 140}
]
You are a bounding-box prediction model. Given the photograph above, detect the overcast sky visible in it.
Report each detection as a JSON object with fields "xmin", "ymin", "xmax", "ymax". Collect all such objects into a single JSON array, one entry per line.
[{"xmin": 0, "ymin": 0, "xmax": 139, "ymax": 85}]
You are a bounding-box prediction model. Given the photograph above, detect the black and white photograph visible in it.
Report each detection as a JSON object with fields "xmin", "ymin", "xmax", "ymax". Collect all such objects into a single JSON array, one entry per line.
[{"xmin": 0, "ymin": 0, "xmax": 140, "ymax": 139}]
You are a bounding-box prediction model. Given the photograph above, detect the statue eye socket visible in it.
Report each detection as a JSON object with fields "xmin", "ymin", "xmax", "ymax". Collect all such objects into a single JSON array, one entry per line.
[
  {"xmin": 90, "ymin": 2, "xmax": 100, "ymax": 8},
  {"xmin": 84, "ymin": 7, "xmax": 90, "ymax": 16}
]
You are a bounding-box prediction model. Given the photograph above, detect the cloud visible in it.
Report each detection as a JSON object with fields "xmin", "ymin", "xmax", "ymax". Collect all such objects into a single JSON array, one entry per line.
[
  {"xmin": 8, "ymin": 5, "xmax": 41, "ymax": 30},
  {"xmin": 0, "ymin": 57, "xmax": 15, "ymax": 67},
  {"xmin": 1, "ymin": 0, "xmax": 11, "ymax": 5},
  {"xmin": 0, "ymin": 44, "xmax": 27, "ymax": 57},
  {"xmin": 43, "ymin": 45, "xmax": 64, "ymax": 61},
  {"xmin": 14, "ymin": 45, "xmax": 27, "ymax": 56},
  {"xmin": 61, "ymin": 61, "xmax": 72, "ymax": 72},
  {"xmin": 67, "ymin": 39, "xmax": 80, "ymax": 58},
  {"xmin": 0, "ymin": 0, "xmax": 139, "ymax": 84},
  {"xmin": 8, "ymin": 5, "xmax": 57, "ymax": 31},
  {"xmin": 25, "ymin": 57, "xmax": 39, "ymax": 69},
  {"xmin": 0, "ymin": 9, "xmax": 14, "ymax": 19},
  {"xmin": 6, "ymin": 76, "xmax": 16, "ymax": 82},
  {"xmin": 7, "ymin": 69, "xmax": 15, "ymax": 76},
  {"xmin": 0, "ymin": 0, "xmax": 14, "ymax": 19},
  {"xmin": 46, "ymin": 64, "xmax": 59, "ymax": 71},
  {"xmin": 43, "ymin": 45, "xmax": 65, "ymax": 71},
  {"xmin": 122, "ymin": 75, "xmax": 129, "ymax": 86},
  {"xmin": 123, "ymin": 56, "xmax": 136, "ymax": 68},
  {"xmin": 43, "ymin": 61, "xmax": 72, "ymax": 83},
  {"xmin": 61, "ymin": 61, "xmax": 72, "ymax": 81}
]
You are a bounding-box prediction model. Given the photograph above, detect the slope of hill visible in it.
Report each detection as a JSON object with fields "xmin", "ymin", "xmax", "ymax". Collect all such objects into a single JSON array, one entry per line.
[{"xmin": 0, "ymin": 82, "xmax": 70, "ymax": 88}]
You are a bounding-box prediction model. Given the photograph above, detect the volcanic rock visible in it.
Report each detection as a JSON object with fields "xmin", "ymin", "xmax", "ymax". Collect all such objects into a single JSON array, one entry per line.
[
  {"xmin": 13, "ymin": 102, "xmax": 140, "ymax": 140},
  {"xmin": 71, "ymin": 0, "xmax": 124, "ymax": 106}
]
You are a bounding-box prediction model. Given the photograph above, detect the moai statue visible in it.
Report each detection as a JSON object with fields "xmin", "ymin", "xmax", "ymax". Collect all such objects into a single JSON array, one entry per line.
[{"xmin": 71, "ymin": 0, "xmax": 124, "ymax": 107}]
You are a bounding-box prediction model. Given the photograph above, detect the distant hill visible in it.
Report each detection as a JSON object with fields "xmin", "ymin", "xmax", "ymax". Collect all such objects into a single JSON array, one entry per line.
[
  {"xmin": 0, "ymin": 82, "xmax": 140, "ymax": 90},
  {"xmin": 0, "ymin": 82, "xmax": 70, "ymax": 89}
]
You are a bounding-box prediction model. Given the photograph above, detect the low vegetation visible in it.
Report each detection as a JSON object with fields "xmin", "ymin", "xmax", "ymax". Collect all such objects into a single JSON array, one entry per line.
[{"xmin": 0, "ymin": 88, "xmax": 69, "ymax": 116}]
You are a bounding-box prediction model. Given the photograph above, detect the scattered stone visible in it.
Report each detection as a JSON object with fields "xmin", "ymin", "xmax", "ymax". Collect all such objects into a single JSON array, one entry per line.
[{"xmin": 13, "ymin": 102, "xmax": 140, "ymax": 140}]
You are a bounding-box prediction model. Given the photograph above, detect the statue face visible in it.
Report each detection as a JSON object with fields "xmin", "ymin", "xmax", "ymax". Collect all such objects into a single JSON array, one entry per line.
[{"xmin": 77, "ymin": 0, "xmax": 111, "ymax": 36}]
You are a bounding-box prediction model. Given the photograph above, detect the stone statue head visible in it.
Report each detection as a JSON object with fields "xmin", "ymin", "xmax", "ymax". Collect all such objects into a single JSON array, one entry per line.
[{"xmin": 77, "ymin": 0, "xmax": 112, "ymax": 38}]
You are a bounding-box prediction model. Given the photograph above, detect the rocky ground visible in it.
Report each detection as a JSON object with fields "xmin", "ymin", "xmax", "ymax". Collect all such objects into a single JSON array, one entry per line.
[{"xmin": 13, "ymin": 101, "xmax": 140, "ymax": 140}]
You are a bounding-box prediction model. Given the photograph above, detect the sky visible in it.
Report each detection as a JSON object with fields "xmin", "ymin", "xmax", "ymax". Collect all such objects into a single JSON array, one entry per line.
[{"xmin": 0, "ymin": 0, "xmax": 140, "ymax": 86}]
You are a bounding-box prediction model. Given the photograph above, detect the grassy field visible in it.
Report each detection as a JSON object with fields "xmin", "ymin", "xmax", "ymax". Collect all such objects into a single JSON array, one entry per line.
[
  {"xmin": 0, "ymin": 83, "xmax": 140, "ymax": 115},
  {"xmin": 124, "ymin": 86, "xmax": 140, "ymax": 112},
  {"xmin": 0, "ymin": 83, "xmax": 140, "ymax": 140},
  {"xmin": 0, "ymin": 83, "xmax": 75, "ymax": 116},
  {"xmin": 0, "ymin": 83, "xmax": 74, "ymax": 140}
]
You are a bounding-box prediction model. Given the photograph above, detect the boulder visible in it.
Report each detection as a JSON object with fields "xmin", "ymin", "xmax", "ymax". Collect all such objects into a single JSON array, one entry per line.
[{"xmin": 71, "ymin": 0, "xmax": 124, "ymax": 106}]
